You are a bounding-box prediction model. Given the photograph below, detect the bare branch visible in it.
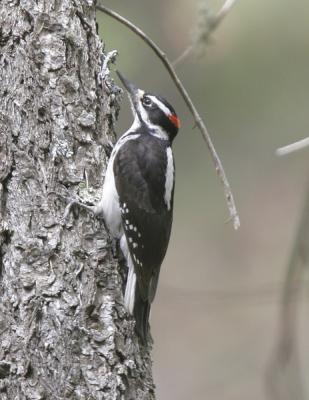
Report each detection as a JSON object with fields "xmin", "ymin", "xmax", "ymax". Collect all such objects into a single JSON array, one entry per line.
[
  {"xmin": 96, "ymin": 4, "xmax": 240, "ymax": 230},
  {"xmin": 173, "ymin": 0, "xmax": 238, "ymax": 67},
  {"xmin": 98, "ymin": 49, "xmax": 118, "ymax": 83},
  {"xmin": 276, "ymin": 136, "xmax": 309, "ymax": 156},
  {"xmin": 172, "ymin": 45, "xmax": 194, "ymax": 68},
  {"xmin": 215, "ymin": 0, "xmax": 238, "ymax": 25},
  {"xmin": 265, "ymin": 184, "xmax": 309, "ymax": 400}
]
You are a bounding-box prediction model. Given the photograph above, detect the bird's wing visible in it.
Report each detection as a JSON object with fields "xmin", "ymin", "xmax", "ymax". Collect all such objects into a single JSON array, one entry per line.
[{"xmin": 113, "ymin": 138, "xmax": 174, "ymax": 302}]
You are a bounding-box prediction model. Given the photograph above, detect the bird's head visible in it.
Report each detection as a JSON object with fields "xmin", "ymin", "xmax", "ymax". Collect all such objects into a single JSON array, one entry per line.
[{"xmin": 117, "ymin": 71, "xmax": 180, "ymax": 142}]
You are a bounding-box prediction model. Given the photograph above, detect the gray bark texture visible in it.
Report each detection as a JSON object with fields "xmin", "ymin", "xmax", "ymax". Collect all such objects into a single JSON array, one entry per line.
[{"xmin": 0, "ymin": 1, "xmax": 155, "ymax": 399}]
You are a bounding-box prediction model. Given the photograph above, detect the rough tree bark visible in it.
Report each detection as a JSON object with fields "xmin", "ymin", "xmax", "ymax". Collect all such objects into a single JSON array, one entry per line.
[{"xmin": 0, "ymin": 1, "xmax": 154, "ymax": 399}]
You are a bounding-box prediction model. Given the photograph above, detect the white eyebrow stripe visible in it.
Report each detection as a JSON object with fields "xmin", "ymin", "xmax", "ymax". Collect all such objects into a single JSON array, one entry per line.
[
  {"xmin": 149, "ymin": 96, "xmax": 172, "ymax": 117},
  {"xmin": 137, "ymin": 100, "xmax": 169, "ymax": 140}
]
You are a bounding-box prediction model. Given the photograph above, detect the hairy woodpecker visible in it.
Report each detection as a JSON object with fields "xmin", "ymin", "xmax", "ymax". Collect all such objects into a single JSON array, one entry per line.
[{"xmin": 98, "ymin": 72, "xmax": 180, "ymax": 342}]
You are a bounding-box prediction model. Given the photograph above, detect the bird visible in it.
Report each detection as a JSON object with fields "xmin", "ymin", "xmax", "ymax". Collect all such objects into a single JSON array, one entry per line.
[{"xmin": 89, "ymin": 71, "xmax": 180, "ymax": 342}]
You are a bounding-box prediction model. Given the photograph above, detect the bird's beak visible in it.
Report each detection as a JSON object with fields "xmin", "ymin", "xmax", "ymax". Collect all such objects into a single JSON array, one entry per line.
[{"xmin": 116, "ymin": 71, "xmax": 143, "ymax": 120}]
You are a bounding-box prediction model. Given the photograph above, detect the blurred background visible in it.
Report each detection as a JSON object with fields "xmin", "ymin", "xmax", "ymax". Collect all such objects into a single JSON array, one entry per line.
[{"xmin": 98, "ymin": 1, "xmax": 309, "ymax": 399}]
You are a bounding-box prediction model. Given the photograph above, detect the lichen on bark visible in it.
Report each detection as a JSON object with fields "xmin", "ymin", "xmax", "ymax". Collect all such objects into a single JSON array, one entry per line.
[{"xmin": 0, "ymin": 1, "xmax": 155, "ymax": 399}]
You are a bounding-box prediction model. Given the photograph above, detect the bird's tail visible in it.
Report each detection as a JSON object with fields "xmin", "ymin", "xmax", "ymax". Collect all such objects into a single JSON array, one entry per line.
[
  {"xmin": 124, "ymin": 254, "xmax": 150, "ymax": 344},
  {"xmin": 124, "ymin": 256, "xmax": 136, "ymax": 314},
  {"xmin": 133, "ymin": 287, "xmax": 150, "ymax": 344}
]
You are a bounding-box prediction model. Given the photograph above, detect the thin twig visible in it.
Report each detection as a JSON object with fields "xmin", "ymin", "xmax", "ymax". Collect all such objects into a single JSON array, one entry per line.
[
  {"xmin": 96, "ymin": 4, "xmax": 240, "ymax": 230},
  {"xmin": 265, "ymin": 184, "xmax": 309, "ymax": 400},
  {"xmin": 98, "ymin": 49, "xmax": 118, "ymax": 83},
  {"xmin": 276, "ymin": 136, "xmax": 309, "ymax": 156},
  {"xmin": 215, "ymin": 0, "xmax": 238, "ymax": 25},
  {"xmin": 173, "ymin": 0, "xmax": 238, "ymax": 67},
  {"xmin": 173, "ymin": 45, "xmax": 194, "ymax": 68}
]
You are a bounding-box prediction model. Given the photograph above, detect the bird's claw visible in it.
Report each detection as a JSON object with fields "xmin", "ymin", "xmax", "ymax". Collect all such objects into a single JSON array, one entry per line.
[{"xmin": 48, "ymin": 189, "xmax": 96, "ymax": 222}]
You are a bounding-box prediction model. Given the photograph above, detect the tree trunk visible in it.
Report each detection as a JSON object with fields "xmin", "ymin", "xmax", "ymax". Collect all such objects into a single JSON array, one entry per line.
[{"xmin": 0, "ymin": 1, "xmax": 154, "ymax": 399}]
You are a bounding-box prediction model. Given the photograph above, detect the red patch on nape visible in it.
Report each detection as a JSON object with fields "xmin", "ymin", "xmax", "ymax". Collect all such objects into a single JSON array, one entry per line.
[{"xmin": 169, "ymin": 114, "xmax": 181, "ymax": 129}]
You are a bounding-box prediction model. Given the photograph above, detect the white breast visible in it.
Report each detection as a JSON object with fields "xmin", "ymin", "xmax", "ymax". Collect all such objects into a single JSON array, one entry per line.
[{"xmin": 98, "ymin": 131, "xmax": 140, "ymax": 239}]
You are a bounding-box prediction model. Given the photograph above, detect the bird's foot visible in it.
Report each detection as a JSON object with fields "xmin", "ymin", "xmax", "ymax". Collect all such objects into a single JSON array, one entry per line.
[
  {"xmin": 103, "ymin": 140, "xmax": 114, "ymax": 158},
  {"xmin": 49, "ymin": 189, "xmax": 97, "ymax": 222}
]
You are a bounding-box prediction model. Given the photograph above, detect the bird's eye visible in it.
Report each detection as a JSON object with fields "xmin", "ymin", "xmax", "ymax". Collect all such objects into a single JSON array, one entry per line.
[{"xmin": 142, "ymin": 96, "xmax": 152, "ymax": 107}]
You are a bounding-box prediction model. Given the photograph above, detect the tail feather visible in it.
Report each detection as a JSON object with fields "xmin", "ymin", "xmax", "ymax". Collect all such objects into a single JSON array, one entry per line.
[
  {"xmin": 133, "ymin": 289, "xmax": 151, "ymax": 344},
  {"xmin": 124, "ymin": 255, "xmax": 136, "ymax": 314},
  {"xmin": 123, "ymin": 253, "xmax": 151, "ymax": 343}
]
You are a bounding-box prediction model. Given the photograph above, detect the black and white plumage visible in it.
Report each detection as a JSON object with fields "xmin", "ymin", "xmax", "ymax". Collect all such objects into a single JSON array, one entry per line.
[{"xmin": 98, "ymin": 72, "xmax": 180, "ymax": 342}]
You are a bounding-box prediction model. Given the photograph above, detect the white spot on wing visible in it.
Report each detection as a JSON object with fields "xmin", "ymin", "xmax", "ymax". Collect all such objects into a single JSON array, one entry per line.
[{"xmin": 164, "ymin": 147, "xmax": 174, "ymax": 210}]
